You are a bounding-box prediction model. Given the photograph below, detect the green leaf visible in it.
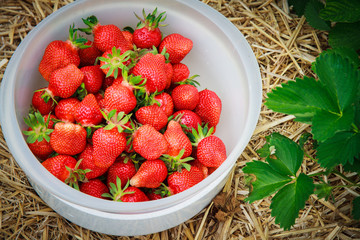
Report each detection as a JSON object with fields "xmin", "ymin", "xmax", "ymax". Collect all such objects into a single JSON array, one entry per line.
[
  {"xmin": 316, "ymin": 131, "xmax": 360, "ymax": 169},
  {"xmin": 288, "ymin": 0, "xmax": 311, "ymax": 16},
  {"xmin": 313, "ymin": 50, "xmax": 360, "ymax": 110},
  {"xmin": 324, "ymin": 47, "xmax": 360, "ymax": 67},
  {"xmin": 265, "ymin": 133, "xmax": 304, "ymax": 176},
  {"xmin": 343, "ymin": 157, "xmax": 360, "ymax": 174},
  {"xmin": 298, "ymin": 132, "xmax": 312, "ymax": 148},
  {"xmin": 243, "ymin": 161, "xmax": 292, "ymax": 203},
  {"xmin": 304, "ymin": 0, "xmax": 331, "ymax": 31},
  {"xmin": 314, "ymin": 183, "xmax": 333, "ymax": 201},
  {"xmin": 265, "ymin": 76, "xmax": 338, "ymax": 123},
  {"xmin": 311, "ymin": 105, "xmax": 355, "ymax": 142},
  {"xmin": 270, "ymin": 173, "xmax": 314, "ymax": 230},
  {"xmin": 328, "ymin": 21, "xmax": 360, "ymax": 50},
  {"xmin": 320, "ymin": 0, "xmax": 360, "ymax": 23},
  {"xmin": 352, "ymin": 196, "xmax": 360, "ymax": 220}
]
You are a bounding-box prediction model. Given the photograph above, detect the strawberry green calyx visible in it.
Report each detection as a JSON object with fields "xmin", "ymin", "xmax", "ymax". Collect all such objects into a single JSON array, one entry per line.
[
  {"xmin": 68, "ymin": 24, "xmax": 90, "ymax": 49},
  {"xmin": 102, "ymin": 109, "xmax": 133, "ymax": 133},
  {"xmin": 154, "ymin": 183, "xmax": 172, "ymax": 197},
  {"xmin": 188, "ymin": 123, "xmax": 214, "ymax": 147},
  {"xmin": 78, "ymin": 15, "xmax": 99, "ymax": 34},
  {"xmin": 23, "ymin": 112, "xmax": 54, "ymax": 144},
  {"xmin": 65, "ymin": 159, "xmax": 91, "ymax": 191},
  {"xmin": 121, "ymin": 68, "xmax": 146, "ymax": 91},
  {"xmin": 175, "ymin": 74, "xmax": 200, "ymax": 87},
  {"xmin": 135, "ymin": 8, "xmax": 167, "ymax": 30},
  {"xmin": 99, "ymin": 46, "xmax": 132, "ymax": 79},
  {"xmin": 160, "ymin": 148, "xmax": 193, "ymax": 173},
  {"xmin": 102, "ymin": 177, "xmax": 134, "ymax": 201}
]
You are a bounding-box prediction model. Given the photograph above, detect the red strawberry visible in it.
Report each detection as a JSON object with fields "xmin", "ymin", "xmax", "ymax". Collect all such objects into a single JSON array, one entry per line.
[
  {"xmin": 92, "ymin": 127, "xmax": 127, "ymax": 168},
  {"xmin": 74, "ymin": 93, "xmax": 103, "ymax": 126},
  {"xmin": 103, "ymin": 83, "xmax": 137, "ymax": 114},
  {"xmin": 164, "ymin": 62, "xmax": 173, "ymax": 89},
  {"xmin": 133, "ymin": 8, "xmax": 166, "ymax": 49},
  {"xmin": 106, "ymin": 158, "xmax": 137, "ymax": 188},
  {"xmin": 50, "ymin": 122, "xmax": 87, "ymax": 155},
  {"xmin": 154, "ymin": 92, "xmax": 174, "ymax": 117},
  {"xmin": 39, "ymin": 26, "xmax": 86, "ymax": 81},
  {"xmin": 132, "ymin": 124, "xmax": 168, "ymax": 160},
  {"xmin": 78, "ymin": 40, "xmax": 102, "ymax": 67},
  {"xmin": 47, "ymin": 64, "xmax": 84, "ymax": 99},
  {"xmin": 196, "ymin": 135, "xmax": 226, "ymax": 168},
  {"xmin": 167, "ymin": 166, "xmax": 204, "ymax": 194},
  {"xmin": 55, "ymin": 97, "xmax": 80, "ymax": 123},
  {"xmin": 159, "ymin": 33, "xmax": 193, "ymax": 64},
  {"xmin": 121, "ymin": 186, "xmax": 149, "ymax": 202},
  {"xmin": 146, "ymin": 190, "xmax": 163, "ymax": 200},
  {"xmin": 130, "ymin": 159, "xmax": 168, "ymax": 188},
  {"xmin": 103, "ymin": 76, "xmax": 115, "ymax": 89},
  {"xmin": 163, "ymin": 120, "xmax": 192, "ymax": 158},
  {"xmin": 78, "ymin": 144, "xmax": 108, "ymax": 180},
  {"xmin": 173, "ymin": 110, "xmax": 202, "ymax": 133},
  {"xmin": 80, "ymin": 65, "xmax": 104, "ymax": 94},
  {"xmin": 79, "ymin": 15, "xmax": 133, "ymax": 52},
  {"xmin": 121, "ymin": 30, "xmax": 133, "ymax": 44},
  {"xmin": 32, "ymin": 88, "xmax": 54, "ymax": 115},
  {"xmin": 194, "ymin": 89, "xmax": 222, "ymax": 127},
  {"xmin": 80, "ymin": 179, "xmax": 109, "ymax": 199},
  {"xmin": 42, "ymin": 155, "xmax": 77, "ymax": 182},
  {"xmin": 135, "ymin": 105, "xmax": 168, "ymax": 131},
  {"xmin": 171, "ymin": 84, "xmax": 199, "ymax": 111},
  {"xmin": 43, "ymin": 114, "xmax": 57, "ymax": 129},
  {"xmin": 23, "ymin": 112, "xmax": 54, "ymax": 160},
  {"xmin": 171, "ymin": 63, "xmax": 189, "ymax": 84},
  {"xmin": 132, "ymin": 52, "xmax": 167, "ymax": 93},
  {"xmin": 191, "ymin": 159, "xmax": 209, "ymax": 178}
]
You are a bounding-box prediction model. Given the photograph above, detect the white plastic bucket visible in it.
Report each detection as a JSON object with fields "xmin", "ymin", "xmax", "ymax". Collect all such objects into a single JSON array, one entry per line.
[{"xmin": 0, "ymin": 0, "xmax": 262, "ymax": 236}]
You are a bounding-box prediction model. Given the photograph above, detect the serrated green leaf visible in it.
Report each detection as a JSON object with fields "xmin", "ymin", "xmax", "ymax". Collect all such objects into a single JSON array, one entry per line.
[
  {"xmin": 265, "ymin": 76, "xmax": 338, "ymax": 124},
  {"xmin": 313, "ymin": 51, "xmax": 360, "ymax": 110},
  {"xmin": 314, "ymin": 183, "xmax": 333, "ymax": 200},
  {"xmin": 320, "ymin": 0, "xmax": 360, "ymax": 23},
  {"xmin": 270, "ymin": 173, "xmax": 314, "ymax": 230},
  {"xmin": 343, "ymin": 157, "xmax": 360, "ymax": 174},
  {"xmin": 288, "ymin": 0, "xmax": 311, "ymax": 16},
  {"xmin": 304, "ymin": 0, "xmax": 331, "ymax": 31},
  {"xmin": 243, "ymin": 161, "xmax": 292, "ymax": 203},
  {"xmin": 266, "ymin": 133, "xmax": 304, "ymax": 176},
  {"xmin": 328, "ymin": 22, "xmax": 360, "ymax": 50},
  {"xmin": 298, "ymin": 132, "xmax": 312, "ymax": 148},
  {"xmin": 317, "ymin": 131, "xmax": 360, "ymax": 169},
  {"xmin": 311, "ymin": 105, "xmax": 355, "ymax": 142},
  {"xmin": 352, "ymin": 196, "xmax": 360, "ymax": 220},
  {"xmin": 324, "ymin": 47, "xmax": 360, "ymax": 67}
]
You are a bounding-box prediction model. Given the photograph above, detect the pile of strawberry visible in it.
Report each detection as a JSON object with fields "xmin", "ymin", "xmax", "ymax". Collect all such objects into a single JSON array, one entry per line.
[{"xmin": 23, "ymin": 8, "xmax": 226, "ymax": 202}]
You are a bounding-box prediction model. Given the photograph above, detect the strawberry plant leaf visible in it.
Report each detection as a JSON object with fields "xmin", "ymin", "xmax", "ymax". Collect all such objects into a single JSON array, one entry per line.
[
  {"xmin": 288, "ymin": 0, "xmax": 310, "ymax": 16},
  {"xmin": 270, "ymin": 173, "xmax": 314, "ymax": 230},
  {"xmin": 343, "ymin": 157, "xmax": 360, "ymax": 174},
  {"xmin": 265, "ymin": 76, "xmax": 338, "ymax": 124},
  {"xmin": 324, "ymin": 47, "xmax": 360, "ymax": 67},
  {"xmin": 314, "ymin": 183, "xmax": 333, "ymax": 201},
  {"xmin": 264, "ymin": 133, "xmax": 304, "ymax": 176},
  {"xmin": 352, "ymin": 196, "xmax": 360, "ymax": 220},
  {"xmin": 243, "ymin": 161, "xmax": 292, "ymax": 203},
  {"xmin": 328, "ymin": 22, "xmax": 360, "ymax": 50},
  {"xmin": 312, "ymin": 50, "xmax": 360, "ymax": 110},
  {"xmin": 311, "ymin": 106, "xmax": 355, "ymax": 142},
  {"xmin": 304, "ymin": 0, "xmax": 331, "ymax": 31},
  {"xmin": 316, "ymin": 131, "xmax": 360, "ymax": 169},
  {"xmin": 319, "ymin": 0, "xmax": 360, "ymax": 23}
]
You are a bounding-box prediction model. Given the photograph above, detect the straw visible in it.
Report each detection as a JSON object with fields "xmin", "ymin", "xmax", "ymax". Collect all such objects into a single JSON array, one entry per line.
[{"xmin": 1, "ymin": 0, "xmax": 359, "ymax": 239}]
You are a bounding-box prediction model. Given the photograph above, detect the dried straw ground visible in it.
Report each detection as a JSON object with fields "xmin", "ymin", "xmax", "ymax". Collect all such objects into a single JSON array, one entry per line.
[{"xmin": 0, "ymin": 0, "xmax": 359, "ymax": 239}]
